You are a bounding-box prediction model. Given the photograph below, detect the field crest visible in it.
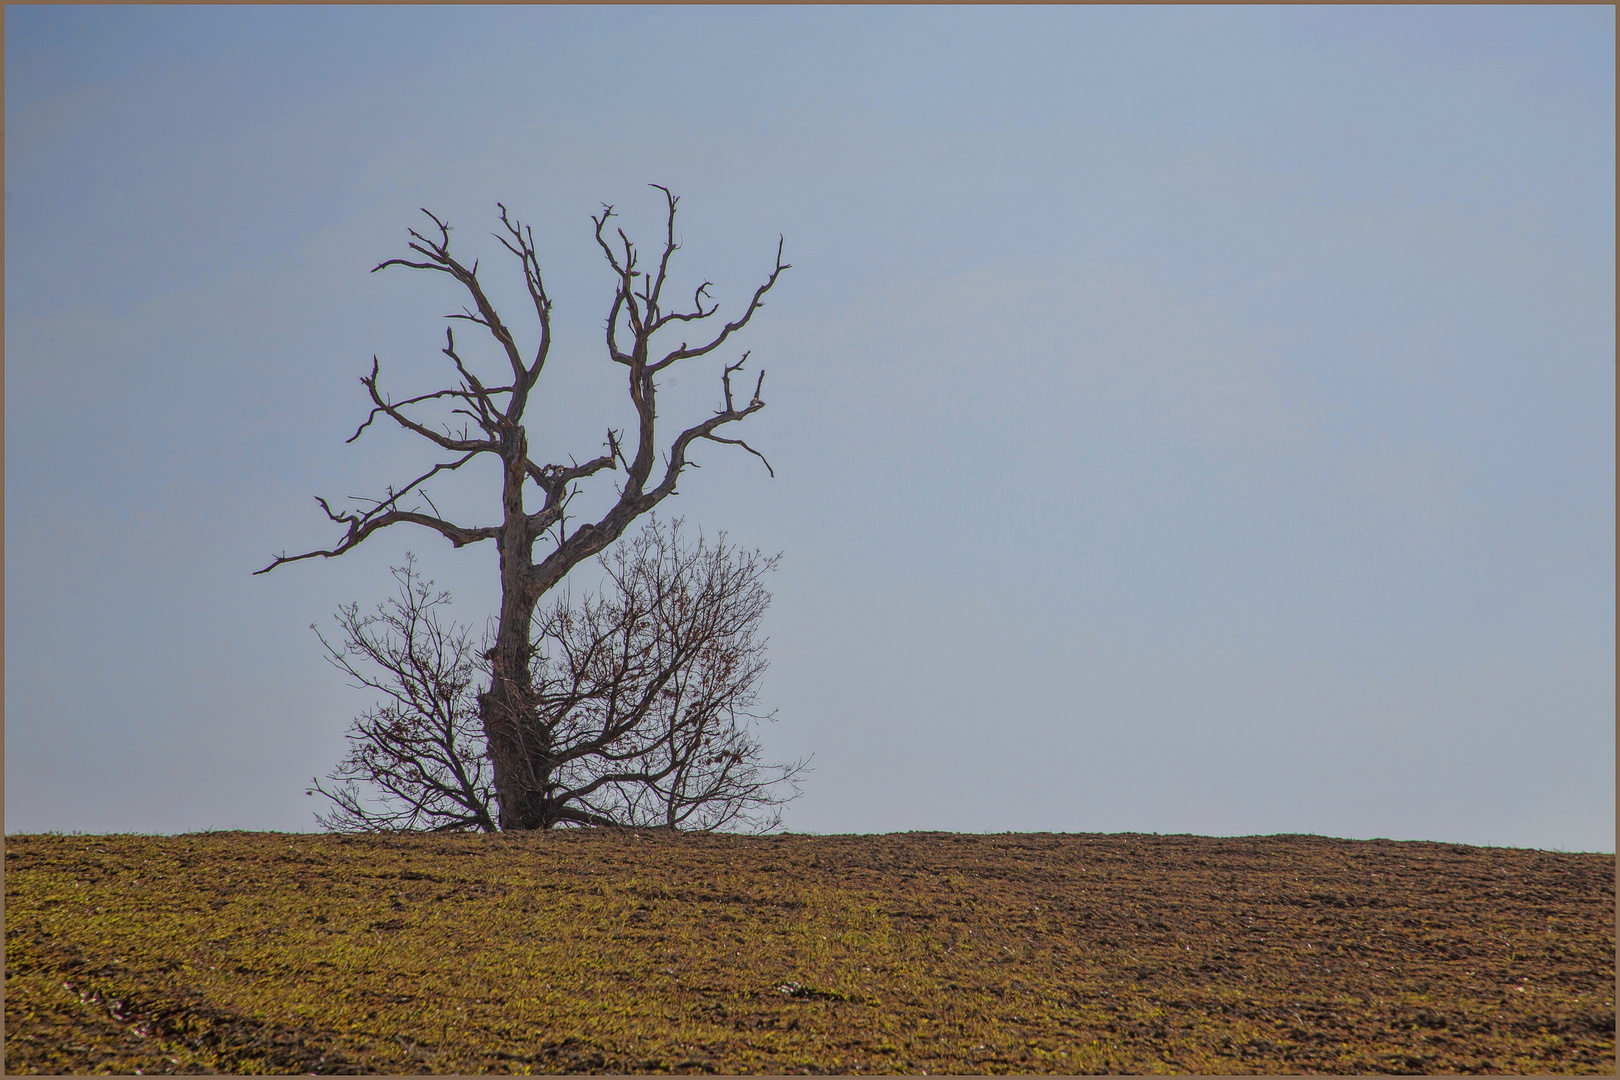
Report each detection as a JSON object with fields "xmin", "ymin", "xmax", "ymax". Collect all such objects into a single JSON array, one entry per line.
[{"xmin": 5, "ymin": 830, "xmax": 1613, "ymax": 1074}]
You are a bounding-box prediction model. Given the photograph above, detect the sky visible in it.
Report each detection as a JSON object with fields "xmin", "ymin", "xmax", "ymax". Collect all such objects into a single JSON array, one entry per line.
[{"xmin": 6, "ymin": 6, "xmax": 1614, "ymax": 851}]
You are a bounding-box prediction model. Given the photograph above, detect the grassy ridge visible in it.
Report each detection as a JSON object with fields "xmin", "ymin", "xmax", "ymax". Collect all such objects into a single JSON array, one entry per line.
[{"xmin": 4, "ymin": 830, "xmax": 1614, "ymax": 1074}]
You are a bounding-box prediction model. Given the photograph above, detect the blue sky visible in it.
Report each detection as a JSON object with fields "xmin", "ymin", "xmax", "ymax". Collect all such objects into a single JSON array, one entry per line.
[{"xmin": 6, "ymin": 7, "xmax": 1614, "ymax": 850}]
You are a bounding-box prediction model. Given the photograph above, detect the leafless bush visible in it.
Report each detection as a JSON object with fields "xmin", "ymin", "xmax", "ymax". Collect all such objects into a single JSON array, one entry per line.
[
  {"xmin": 308, "ymin": 556, "xmax": 496, "ymax": 833},
  {"xmin": 309, "ymin": 519, "xmax": 806, "ymax": 832},
  {"xmin": 530, "ymin": 515, "xmax": 807, "ymax": 832}
]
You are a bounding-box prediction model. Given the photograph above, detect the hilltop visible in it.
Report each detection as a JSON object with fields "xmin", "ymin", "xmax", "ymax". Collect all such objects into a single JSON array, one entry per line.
[{"xmin": 5, "ymin": 830, "xmax": 1613, "ymax": 1074}]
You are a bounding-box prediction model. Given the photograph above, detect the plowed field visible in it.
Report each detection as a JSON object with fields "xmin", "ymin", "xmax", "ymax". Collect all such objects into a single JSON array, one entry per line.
[{"xmin": 4, "ymin": 830, "xmax": 1613, "ymax": 1074}]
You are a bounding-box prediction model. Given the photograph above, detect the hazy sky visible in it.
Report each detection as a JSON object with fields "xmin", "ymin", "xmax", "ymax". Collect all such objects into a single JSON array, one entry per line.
[{"xmin": 7, "ymin": 7, "xmax": 1614, "ymax": 851}]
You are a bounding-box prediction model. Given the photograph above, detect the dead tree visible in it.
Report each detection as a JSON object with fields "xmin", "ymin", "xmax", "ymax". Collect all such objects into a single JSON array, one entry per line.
[{"xmin": 259, "ymin": 187, "xmax": 788, "ymax": 830}]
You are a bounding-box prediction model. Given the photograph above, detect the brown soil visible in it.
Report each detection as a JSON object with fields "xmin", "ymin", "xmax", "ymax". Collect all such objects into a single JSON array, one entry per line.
[{"xmin": 4, "ymin": 830, "xmax": 1614, "ymax": 1074}]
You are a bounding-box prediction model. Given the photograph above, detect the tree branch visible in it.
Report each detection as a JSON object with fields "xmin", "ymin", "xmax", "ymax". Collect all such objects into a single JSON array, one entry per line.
[
  {"xmin": 351, "ymin": 356, "xmax": 502, "ymax": 453},
  {"xmin": 650, "ymin": 236, "xmax": 789, "ymax": 373},
  {"xmin": 374, "ymin": 208, "xmax": 535, "ymax": 393},
  {"xmin": 257, "ymin": 504, "xmax": 497, "ymax": 575},
  {"xmin": 593, "ymin": 205, "xmax": 640, "ymax": 365},
  {"xmin": 644, "ymin": 183, "xmax": 681, "ymax": 321},
  {"xmin": 494, "ymin": 202, "xmax": 553, "ymax": 381}
]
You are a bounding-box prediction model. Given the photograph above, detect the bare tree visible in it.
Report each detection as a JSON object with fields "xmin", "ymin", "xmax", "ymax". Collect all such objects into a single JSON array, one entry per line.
[
  {"xmin": 258, "ymin": 187, "xmax": 789, "ymax": 830},
  {"xmin": 308, "ymin": 519, "xmax": 805, "ymax": 833}
]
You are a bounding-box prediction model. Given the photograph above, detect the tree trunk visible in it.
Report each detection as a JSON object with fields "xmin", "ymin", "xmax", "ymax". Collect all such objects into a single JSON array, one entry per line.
[
  {"xmin": 479, "ymin": 441, "xmax": 554, "ymax": 830},
  {"xmin": 479, "ymin": 646, "xmax": 549, "ymax": 829}
]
